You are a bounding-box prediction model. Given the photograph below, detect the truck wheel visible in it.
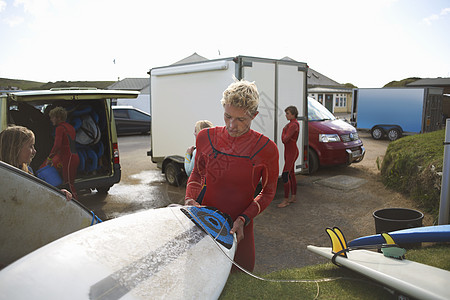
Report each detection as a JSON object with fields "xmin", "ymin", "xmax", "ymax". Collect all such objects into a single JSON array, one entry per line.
[
  {"xmin": 387, "ymin": 128, "xmax": 401, "ymax": 141},
  {"xmin": 371, "ymin": 127, "xmax": 383, "ymax": 140},
  {"xmin": 308, "ymin": 149, "xmax": 319, "ymax": 175},
  {"xmin": 165, "ymin": 162, "xmax": 184, "ymax": 187}
]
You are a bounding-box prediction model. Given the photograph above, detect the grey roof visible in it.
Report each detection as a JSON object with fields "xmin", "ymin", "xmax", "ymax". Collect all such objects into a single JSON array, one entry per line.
[
  {"xmin": 307, "ymin": 68, "xmax": 342, "ymax": 87},
  {"xmin": 140, "ymin": 85, "xmax": 150, "ymax": 94},
  {"xmin": 136, "ymin": 54, "xmax": 343, "ymax": 94},
  {"xmin": 280, "ymin": 56, "xmax": 300, "ymax": 62},
  {"xmin": 171, "ymin": 52, "xmax": 209, "ymax": 65},
  {"xmin": 169, "ymin": 54, "xmax": 342, "ymax": 88},
  {"xmin": 107, "ymin": 78, "xmax": 149, "ymax": 91},
  {"xmin": 407, "ymin": 78, "xmax": 450, "ymax": 87}
]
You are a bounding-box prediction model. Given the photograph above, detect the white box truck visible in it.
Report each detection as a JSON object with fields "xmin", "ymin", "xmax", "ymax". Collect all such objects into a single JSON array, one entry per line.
[
  {"xmin": 147, "ymin": 56, "xmax": 309, "ymax": 185},
  {"xmin": 351, "ymin": 87, "xmax": 444, "ymax": 141}
]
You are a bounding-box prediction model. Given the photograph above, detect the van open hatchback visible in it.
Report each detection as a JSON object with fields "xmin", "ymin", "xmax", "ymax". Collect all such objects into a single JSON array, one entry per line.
[{"xmin": 0, "ymin": 88, "xmax": 139, "ymax": 193}]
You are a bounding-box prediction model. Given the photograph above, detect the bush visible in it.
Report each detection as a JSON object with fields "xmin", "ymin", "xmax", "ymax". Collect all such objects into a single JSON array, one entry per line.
[{"xmin": 381, "ymin": 130, "xmax": 445, "ymax": 220}]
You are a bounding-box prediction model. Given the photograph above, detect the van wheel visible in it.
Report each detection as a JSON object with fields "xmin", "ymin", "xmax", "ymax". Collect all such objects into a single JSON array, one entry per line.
[
  {"xmin": 371, "ymin": 127, "xmax": 383, "ymax": 140},
  {"xmin": 96, "ymin": 186, "xmax": 111, "ymax": 194},
  {"xmin": 308, "ymin": 149, "xmax": 319, "ymax": 175},
  {"xmin": 387, "ymin": 128, "xmax": 401, "ymax": 141},
  {"xmin": 165, "ymin": 162, "xmax": 184, "ymax": 186}
]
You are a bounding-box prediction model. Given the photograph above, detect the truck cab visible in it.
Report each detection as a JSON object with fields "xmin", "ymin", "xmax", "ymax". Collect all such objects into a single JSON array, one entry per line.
[{"xmin": 308, "ymin": 97, "xmax": 365, "ymax": 173}]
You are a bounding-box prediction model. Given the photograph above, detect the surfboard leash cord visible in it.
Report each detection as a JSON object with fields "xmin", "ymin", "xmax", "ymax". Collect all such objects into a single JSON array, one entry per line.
[
  {"xmin": 177, "ymin": 205, "xmax": 341, "ymax": 283},
  {"xmin": 172, "ymin": 205, "xmax": 397, "ymax": 299},
  {"xmin": 204, "ymin": 214, "xmax": 398, "ymax": 297},
  {"xmin": 90, "ymin": 211, "xmax": 102, "ymax": 225}
]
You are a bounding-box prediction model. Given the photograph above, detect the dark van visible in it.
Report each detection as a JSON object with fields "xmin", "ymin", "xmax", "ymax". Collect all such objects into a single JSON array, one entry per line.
[{"xmin": 308, "ymin": 97, "xmax": 365, "ymax": 174}]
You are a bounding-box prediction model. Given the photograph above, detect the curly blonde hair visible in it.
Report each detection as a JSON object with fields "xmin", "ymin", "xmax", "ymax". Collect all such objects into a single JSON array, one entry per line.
[
  {"xmin": 220, "ymin": 79, "xmax": 259, "ymax": 116},
  {"xmin": 0, "ymin": 125, "xmax": 35, "ymax": 172}
]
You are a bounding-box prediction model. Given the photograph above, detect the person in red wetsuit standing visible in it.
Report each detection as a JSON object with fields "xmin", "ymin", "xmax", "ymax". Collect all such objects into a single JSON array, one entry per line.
[
  {"xmin": 45, "ymin": 107, "xmax": 80, "ymax": 199},
  {"xmin": 278, "ymin": 106, "xmax": 300, "ymax": 208},
  {"xmin": 184, "ymin": 80, "xmax": 279, "ymax": 272}
]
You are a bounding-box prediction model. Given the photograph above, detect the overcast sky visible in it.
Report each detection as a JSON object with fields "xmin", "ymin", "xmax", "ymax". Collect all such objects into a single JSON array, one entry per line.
[{"xmin": 0, "ymin": 0, "xmax": 449, "ymax": 87}]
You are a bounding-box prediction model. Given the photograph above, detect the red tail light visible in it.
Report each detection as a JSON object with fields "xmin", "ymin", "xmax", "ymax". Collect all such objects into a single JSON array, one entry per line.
[
  {"xmin": 113, "ymin": 143, "xmax": 120, "ymax": 164},
  {"xmin": 304, "ymin": 146, "xmax": 308, "ymax": 165}
]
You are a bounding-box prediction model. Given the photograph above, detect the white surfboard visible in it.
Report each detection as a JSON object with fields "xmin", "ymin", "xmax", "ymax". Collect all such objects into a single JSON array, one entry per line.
[
  {"xmin": 307, "ymin": 245, "xmax": 450, "ymax": 300},
  {"xmin": 0, "ymin": 206, "xmax": 237, "ymax": 300},
  {"xmin": 0, "ymin": 161, "xmax": 101, "ymax": 267}
]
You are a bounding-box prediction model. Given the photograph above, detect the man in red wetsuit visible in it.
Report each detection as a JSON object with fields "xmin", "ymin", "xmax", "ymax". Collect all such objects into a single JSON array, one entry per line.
[
  {"xmin": 185, "ymin": 80, "xmax": 279, "ymax": 272},
  {"xmin": 46, "ymin": 107, "xmax": 80, "ymax": 199},
  {"xmin": 278, "ymin": 106, "xmax": 300, "ymax": 208}
]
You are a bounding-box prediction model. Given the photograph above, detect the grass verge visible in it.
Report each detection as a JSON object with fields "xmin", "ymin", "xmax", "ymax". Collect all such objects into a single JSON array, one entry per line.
[
  {"xmin": 220, "ymin": 244, "xmax": 450, "ymax": 299},
  {"xmin": 380, "ymin": 129, "xmax": 446, "ymax": 221}
]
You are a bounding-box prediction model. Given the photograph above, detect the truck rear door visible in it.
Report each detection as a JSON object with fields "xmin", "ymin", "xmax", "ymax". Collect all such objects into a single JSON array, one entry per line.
[{"xmin": 239, "ymin": 57, "xmax": 308, "ymax": 174}]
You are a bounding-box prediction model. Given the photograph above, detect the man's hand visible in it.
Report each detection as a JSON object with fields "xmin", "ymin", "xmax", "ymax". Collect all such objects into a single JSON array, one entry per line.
[
  {"xmin": 184, "ymin": 198, "xmax": 201, "ymax": 207},
  {"xmin": 230, "ymin": 217, "xmax": 245, "ymax": 243}
]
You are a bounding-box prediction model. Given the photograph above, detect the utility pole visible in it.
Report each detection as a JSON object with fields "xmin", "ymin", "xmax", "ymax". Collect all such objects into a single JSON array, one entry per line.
[{"xmin": 438, "ymin": 118, "xmax": 450, "ymax": 224}]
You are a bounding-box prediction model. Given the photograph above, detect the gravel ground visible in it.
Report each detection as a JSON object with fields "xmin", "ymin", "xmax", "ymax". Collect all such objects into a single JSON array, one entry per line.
[{"xmin": 253, "ymin": 130, "xmax": 433, "ymax": 274}]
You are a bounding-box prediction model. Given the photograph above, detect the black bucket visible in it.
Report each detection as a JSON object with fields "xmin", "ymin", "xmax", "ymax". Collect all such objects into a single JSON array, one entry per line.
[{"xmin": 373, "ymin": 208, "xmax": 424, "ymax": 247}]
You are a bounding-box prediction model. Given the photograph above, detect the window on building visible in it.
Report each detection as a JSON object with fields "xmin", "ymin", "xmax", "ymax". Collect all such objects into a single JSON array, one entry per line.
[{"xmin": 334, "ymin": 94, "xmax": 347, "ymax": 107}]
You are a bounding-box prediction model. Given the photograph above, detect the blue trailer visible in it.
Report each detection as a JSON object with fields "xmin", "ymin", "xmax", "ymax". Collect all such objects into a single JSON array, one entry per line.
[{"xmin": 351, "ymin": 87, "xmax": 444, "ymax": 140}]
